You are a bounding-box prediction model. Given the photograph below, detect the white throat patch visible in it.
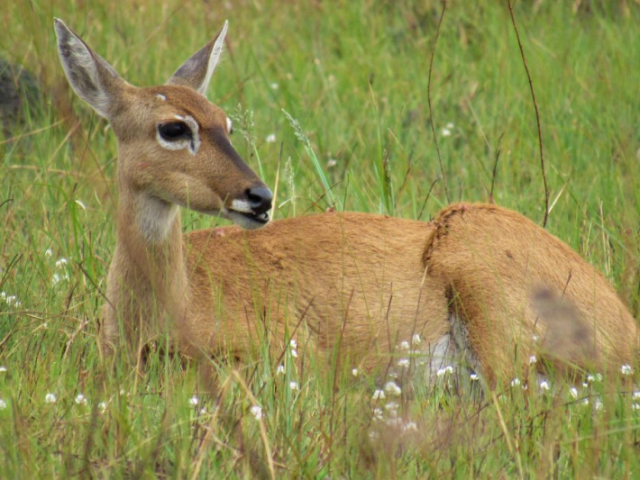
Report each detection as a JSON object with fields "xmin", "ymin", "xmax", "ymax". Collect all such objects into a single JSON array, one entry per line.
[{"xmin": 137, "ymin": 195, "xmax": 179, "ymax": 243}]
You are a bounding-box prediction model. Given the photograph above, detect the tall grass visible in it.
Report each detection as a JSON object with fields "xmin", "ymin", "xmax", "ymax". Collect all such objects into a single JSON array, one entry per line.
[{"xmin": 1, "ymin": 0, "xmax": 639, "ymax": 477}]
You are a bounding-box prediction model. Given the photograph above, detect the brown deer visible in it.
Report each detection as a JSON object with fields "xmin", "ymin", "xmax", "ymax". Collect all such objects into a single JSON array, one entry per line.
[{"xmin": 54, "ymin": 19, "xmax": 638, "ymax": 385}]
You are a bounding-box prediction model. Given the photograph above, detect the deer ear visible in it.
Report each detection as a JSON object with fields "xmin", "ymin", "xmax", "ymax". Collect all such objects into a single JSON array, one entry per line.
[
  {"xmin": 165, "ymin": 21, "xmax": 228, "ymax": 96},
  {"xmin": 54, "ymin": 18, "xmax": 125, "ymax": 119}
]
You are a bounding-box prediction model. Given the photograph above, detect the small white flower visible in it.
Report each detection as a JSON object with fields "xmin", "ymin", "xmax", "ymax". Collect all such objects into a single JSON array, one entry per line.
[
  {"xmin": 45, "ymin": 393, "xmax": 57, "ymax": 404},
  {"xmin": 276, "ymin": 365, "xmax": 285, "ymax": 375},
  {"xmin": 289, "ymin": 339, "xmax": 297, "ymax": 349},
  {"xmin": 0, "ymin": 399, "xmax": 6, "ymax": 410},
  {"xmin": 398, "ymin": 341, "xmax": 410, "ymax": 350},
  {"xmin": 372, "ymin": 389, "xmax": 386, "ymax": 400},
  {"xmin": 529, "ymin": 355, "xmax": 537, "ymax": 365},
  {"xmin": 384, "ymin": 382, "xmax": 402, "ymax": 397},
  {"xmin": 199, "ymin": 408, "xmax": 207, "ymax": 415},
  {"xmin": 250, "ymin": 405, "xmax": 263, "ymax": 420},
  {"xmin": 440, "ymin": 127, "xmax": 452, "ymax": 137},
  {"xmin": 0, "ymin": 366, "xmax": 6, "ymax": 373},
  {"xmin": 621, "ymin": 364, "xmax": 633, "ymax": 376},
  {"xmin": 52, "ymin": 273, "xmax": 61, "ymax": 285},
  {"xmin": 327, "ymin": 158, "xmax": 337, "ymax": 168},
  {"xmin": 0, "ymin": 292, "xmax": 5, "ymax": 300},
  {"xmin": 74, "ymin": 394, "xmax": 87, "ymax": 406},
  {"xmin": 402, "ymin": 421, "xmax": 418, "ymax": 432},
  {"xmin": 98, "ymin": 402, "xmax": 107, "ymax": 413},
  {"xmin": 397, "ymin": 358, "xmax": 410, "ymax": 368},
  {"xmin": 569, "ymin": 387, "xmax": 579, "ymax": 399},
  {"xmin": 5, "ymin": 295, "xmax": 19, "ymax": 307},
  {"xmin": 266, "ymin": 133, "xmax": 276, "ymax": 143},
  {"xmin": 42, "ymin": 323, "xmax": 48, "ymax": 329},
  {"xmin": 372, "ymin": 407, "xmax": 384, "ymax": 421},
  {"xmin": 586, "ymin": 373, "xmax": 602, "ymax": 383},
  {"xmin": 633, "ymin": 403, "xmax": 640, "ymax": 411},
  {"xmin": 594, "ymin": 399, "xmax": 604, "ymax": 411},
  {"xmin": 384, "ymin": 401, "xmax": 399, "ymax": 412},
  {"xmin": 270, "ymin": 82, "xmax": 279, "ymax": 90},
  {"xmin": 411, "ymin": 334, "xmax": 421, "ymax": 346},
  {"xmin": 539, "ymin": 381, "xmax": 550, "ymax": 391},
  {"xmin": 511, "ymin": 378, "xmax": 521, "ymax": 387},
  {"xmin": 368, "ymin": 430, "xmax": 380, "ymax": 440},
  {"xmin": 189, "ymin": 396, "xmax": 199, "ymax": 406},
  {"xmin": 436, "ymin": 366, "xmax": 454, "ymax": 377},
  {"xmin": 291, "ymin": 349, "xmax": 298, "ymax": 358},
  {"xmin": 446, "ymin": 122, "xmax": 454, "ymax": 129},
  {"xmin": 119, "ymin": 389, "xmax": 127, "ymax": 396},
  {"xmin": 55, "ymin": 258, "xmax": 68, "ymax": 268},
  {"xmin": 469, "ymin": 373, "xmax": 479, "ymax": 381},
  {"xmin": 351, "ymin": 368, "xmax": 358, "ymax": 377},
  {"xmin": 633, "ymin": 391, "xmax": 640, "ymax": 400},
  {"xmin": 45, "ymin": 248, "xmax": 53, "ymax": 257},
  {"xmin": 532, "ymin": 334, "xmax": 539, "ymax": 342},
  {"xmin": 289, "ymin": 381, "xmax": 299, "ymax": 391},
  {"xmin": 581, "ymin": 398, "xmax": 590, "ymax": 406}
]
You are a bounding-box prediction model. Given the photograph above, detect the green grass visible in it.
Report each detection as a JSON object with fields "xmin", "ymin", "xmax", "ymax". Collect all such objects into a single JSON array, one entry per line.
[{"xmin": 1, "ymin": 0, "xmax": 640, "ymax": 477}]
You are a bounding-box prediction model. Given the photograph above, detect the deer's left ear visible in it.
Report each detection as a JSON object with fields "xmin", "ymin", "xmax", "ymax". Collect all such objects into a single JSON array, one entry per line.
[{"xmin": 166, "ymin": 21, "xmax": 228, "ymax": 96}]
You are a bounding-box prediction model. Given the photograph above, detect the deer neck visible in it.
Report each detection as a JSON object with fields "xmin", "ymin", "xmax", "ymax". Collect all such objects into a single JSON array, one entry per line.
[{"xmin": 113, "ymin": 184, "xmax": 188, "ymax": 340}]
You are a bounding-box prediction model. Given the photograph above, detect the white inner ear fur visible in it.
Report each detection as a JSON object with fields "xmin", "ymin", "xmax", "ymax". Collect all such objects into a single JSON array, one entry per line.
[
  {"xmin": 198, "ymin": 20, "xmax": 228, "ymax": 96},
  {"xmin": 226, "ymin": 117, "xmax": 232, "ymax": 134},
  {"xmin": 59, "ymin": 32, "xmax": 111, "ymax": 118},
  {"xmin": 136, "ymin": 195, "xmax": 179, "ymax": 243},
  {"xmin": 156, "ymin": 114, "xmax": 201, "ymax": 155}
]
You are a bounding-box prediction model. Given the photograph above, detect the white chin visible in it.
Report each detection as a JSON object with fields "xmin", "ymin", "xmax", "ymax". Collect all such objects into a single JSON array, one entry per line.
[{"xmin": 226, "ymin": 210, "xmax": 270, "ymax": 230}]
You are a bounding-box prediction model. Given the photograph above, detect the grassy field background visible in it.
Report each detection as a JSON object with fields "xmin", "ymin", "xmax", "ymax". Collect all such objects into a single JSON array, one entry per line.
[{"xmin": 1, "ymin": 0, "xmax": 640, "ymax": 477}]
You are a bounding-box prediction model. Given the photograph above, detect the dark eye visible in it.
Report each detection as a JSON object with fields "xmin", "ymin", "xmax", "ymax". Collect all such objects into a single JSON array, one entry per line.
[{"xmin": 158, "ymin": 122, "xmax": 191, "ymax": 140}]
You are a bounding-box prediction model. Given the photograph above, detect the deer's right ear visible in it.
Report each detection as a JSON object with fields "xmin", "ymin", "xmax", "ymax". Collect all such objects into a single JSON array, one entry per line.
[
  {"xmin": 54, "ymin": 18, "xmax": 125, "ymax": 119},
  {"xmin": 165, "ymin": 21, "xmax": 229, "ymax": 96}
]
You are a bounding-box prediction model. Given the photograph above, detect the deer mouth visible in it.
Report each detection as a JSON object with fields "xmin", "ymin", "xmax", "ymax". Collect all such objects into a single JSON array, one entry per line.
[{"xmin": 226, "ymin": 209, "xmax": 271, "ymax": 230}]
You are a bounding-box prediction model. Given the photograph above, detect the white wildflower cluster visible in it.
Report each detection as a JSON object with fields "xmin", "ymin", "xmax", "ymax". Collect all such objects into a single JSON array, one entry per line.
[
  {"xmin": 440, "ymin": 122, "xmax": 455, "ymax": 137},
  {"xmin": 276, "ymin": 364, "xmax": 285, "ymax": 375},
  {"xmin": 0, "ymin": 292, "xmax": 22, "ymax": 308},
  {"xmin": 45, "ymin": 393, "xmax": 57, "ymax": 404},
  {"xmin": 621, "ymin": 364, "xmax": 633, "ymax": 376},
  {"xmin": 52, "ymin": 257, "xmax": 70, "ymax": 285},
  {"xmin": 74, "ymin": 394, "xmax": 88, "ymax": 406},
  {"xmin": 250, "ymin": 405, "xmax": 263, "ymax": 420},
  {"xmin": 265, "ymin": 133, "xmax": 276, "ymax": 144},
  {"xmin": 436, "ymin": 366, "xmax": 454, "ymax": 377},
  {"xmin": 384, "ymin": 381, "xmax": 402, "ymax": 397},
  {"xmin": 289, "ymin": 339, "xmax": 298, "ymax": 358},
  {"xmin": 189, "ymin": 396, "xmax": 199, "ymax": 406},
  {"xmin": 397, "ymin": 358, "xmax": 410, "ymax": 368}
]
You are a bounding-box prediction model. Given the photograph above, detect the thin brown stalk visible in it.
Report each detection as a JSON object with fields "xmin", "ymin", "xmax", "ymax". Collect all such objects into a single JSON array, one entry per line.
[
  {"xmin": 507, "ymin": 0, "xmax": 550, "ymax": 227},
  {"xmin": 427, "ymin": 0, "xmax": 450, "ymax": 203}
]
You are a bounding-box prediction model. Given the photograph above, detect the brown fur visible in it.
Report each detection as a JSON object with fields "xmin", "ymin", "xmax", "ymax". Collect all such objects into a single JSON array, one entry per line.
[
  {"xmin": 56, "ymin": 20, "xmax": 638, "ymax": 384},
  {"xmin": 424, "ymin": 203, "xmax": 639, "ymax": 381}
]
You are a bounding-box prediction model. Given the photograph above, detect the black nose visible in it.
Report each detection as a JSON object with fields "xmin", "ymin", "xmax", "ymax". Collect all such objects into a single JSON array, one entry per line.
[{"xmin": 245, "ymin": 185, "xmax": 273, "ymax": 215}]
